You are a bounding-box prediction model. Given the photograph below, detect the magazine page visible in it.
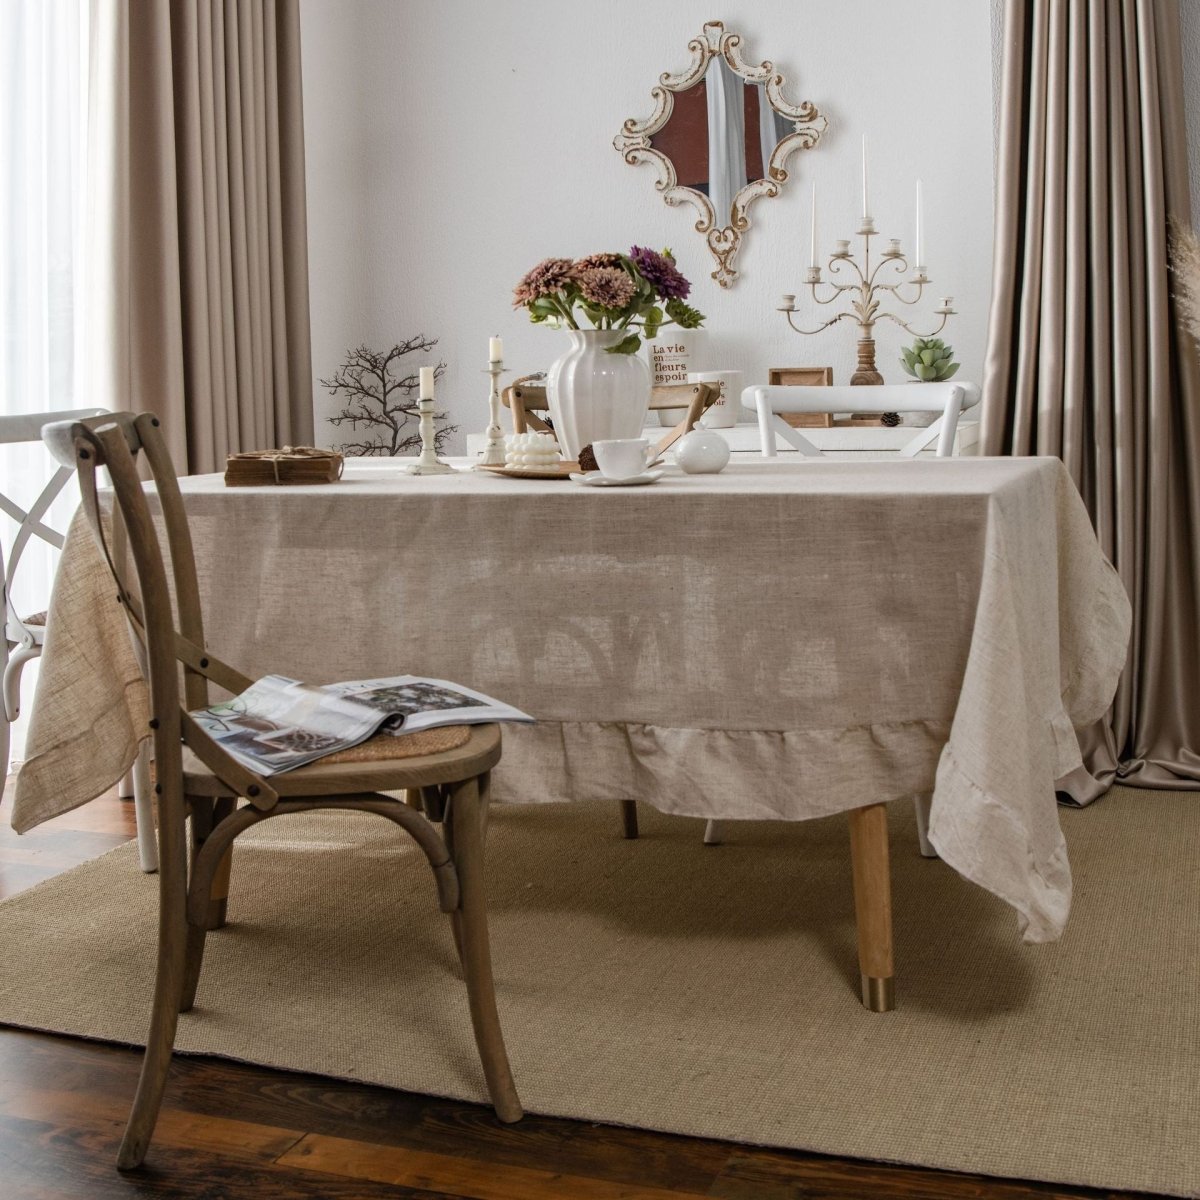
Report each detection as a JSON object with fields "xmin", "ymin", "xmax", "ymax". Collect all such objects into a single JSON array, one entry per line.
[
  {"xmin": 324, "ymin": 676, "xmax": 534, "ymax": 734},
  {"xmin": 191, "ymin": 674, "xmax": 388, "ymax": 776}
]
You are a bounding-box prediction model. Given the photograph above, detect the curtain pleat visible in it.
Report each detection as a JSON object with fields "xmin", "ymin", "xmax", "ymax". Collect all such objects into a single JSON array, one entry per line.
[
  {"xmin": 93, "ymin": 0, "xmax": 313, "ymax": 474},
  {"xmin": 983, "ymin": 0, "xmax": 1200, "ymax": 796}
]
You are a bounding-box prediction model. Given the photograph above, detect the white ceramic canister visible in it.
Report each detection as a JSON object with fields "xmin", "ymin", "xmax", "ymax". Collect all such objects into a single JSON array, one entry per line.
[{"xmin": 645, "ymin": 329, "xmax": 706, "ymax": 387}]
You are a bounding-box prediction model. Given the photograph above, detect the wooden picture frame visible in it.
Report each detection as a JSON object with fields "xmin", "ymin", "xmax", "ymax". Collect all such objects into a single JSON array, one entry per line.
[{"xmin": 767, "ymin": 367, "xmax": 834, "ymax": 427}]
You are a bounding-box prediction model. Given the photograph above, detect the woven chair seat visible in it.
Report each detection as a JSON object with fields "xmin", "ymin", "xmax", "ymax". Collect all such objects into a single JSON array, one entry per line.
[
  {"xmin": 22, "ymin": 611, "xmax": 47, "ymax": 627},
  {"xmin": 322, "ymin": 724, "xmax": 471, "ymax": 764}
]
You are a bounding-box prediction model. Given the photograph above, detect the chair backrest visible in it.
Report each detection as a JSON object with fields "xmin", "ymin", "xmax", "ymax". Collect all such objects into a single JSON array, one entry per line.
[
  {"xmin": 745, "ymin": 382, "xmax": 981, "ymax": 459},
  {"xmin": 42, "ymin": 412, "xmax": 271, "ymax": 809},
  {"xmin": 1, "ymin": 408, "xmax": 105, "ymax": 644}
]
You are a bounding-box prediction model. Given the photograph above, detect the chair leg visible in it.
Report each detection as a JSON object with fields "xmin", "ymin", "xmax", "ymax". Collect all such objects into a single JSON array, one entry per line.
[
  {"xmin": 117, "ymin": 787, "xmax": 190, "ymax": 1170},
  {"xmin": 703, "ymin": 818, "xmax": 723, "ymax": 845},
  {"xmin": 0, "ymin": 711, "xmax": 9, "ymax": 804},
  {"xmin": 1, "ymin": 642, "xmax": 36, "ymax": 724},
  {"xmin": 619, "ymin": 799, "xmax": 639, "ymax": 839},
  {"xmin": 132, "ymin": 743, "xmax": 158, "ymax": 873},
  {"xmin": 204, "ymin": 798, "xmax": 236, "ymax": 930},
  {"xmin": 913, "ymin": 795, "xmax": 938, "ymax": 858},
  {"xmin": 447, "ymin": 774, "xmax": 522, "ymax": 1123},
  {"xmin": 179, "ymin": 796, "xmax": 234, "ymax": 1013},
  {"xmin": 848, "ymin": 803, "xmax": 895, "ymax": 1013}
]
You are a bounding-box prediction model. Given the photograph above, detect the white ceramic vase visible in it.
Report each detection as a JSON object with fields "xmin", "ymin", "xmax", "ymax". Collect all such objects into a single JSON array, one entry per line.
[{"xmin": 546, "ymin": 329, "xmax": 651, "ymax": 460}]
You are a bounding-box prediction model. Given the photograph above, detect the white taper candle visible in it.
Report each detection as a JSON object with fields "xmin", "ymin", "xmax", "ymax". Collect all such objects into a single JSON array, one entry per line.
[
  {"xmin": 915, "ymin": 179, "xmax": 924, "ymax": 268},
  {"xmin": 419, "ymin": 367, "xmax": 435, "ymax": 398},
  {"xmin": 489, "ymin": 335, "xmax": 503, "ymax": 362},
  {"xmin": 861, "ymin": 134, "xmax": 869, "ymax": 218},
  {"xmin": 809, "ymin": 182, "xmax": 817, "ymax": 268}
]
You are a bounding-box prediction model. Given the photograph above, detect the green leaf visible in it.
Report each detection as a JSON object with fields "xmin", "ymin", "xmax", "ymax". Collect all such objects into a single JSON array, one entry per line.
[
  {"xmin": 606, "ymin": 333, "xmax": 643, "ymax": 355},
  {"xmin": 941, "ymin": 361, "xmax": 960, "ymax": 379},
  {"xmin": 920, "ymin": 348, "xmax": 938, "ymax": 366},
  {"xmin": 665, "ymin": 297, "xmax": 705, "ymax": 329}
]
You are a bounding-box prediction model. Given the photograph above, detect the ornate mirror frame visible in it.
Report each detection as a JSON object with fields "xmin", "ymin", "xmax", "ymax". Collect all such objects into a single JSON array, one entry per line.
[{"xmin": 613, "ymin": 21, "xmax": 827, "ymax": 289}]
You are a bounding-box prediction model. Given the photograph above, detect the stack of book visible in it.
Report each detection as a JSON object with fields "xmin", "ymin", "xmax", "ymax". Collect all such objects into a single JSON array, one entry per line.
[{"xmin": 224, "ymin": 447, "xmax": 344, "ymax": 486}]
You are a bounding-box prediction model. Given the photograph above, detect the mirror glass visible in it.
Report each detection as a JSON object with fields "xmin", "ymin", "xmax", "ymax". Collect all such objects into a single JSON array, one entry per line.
[
  {"xmin": 615, "ymin": 22, "xmax": 826, "ymax": 288},
  {"xmin": 648, "ymin": 60, "xmax": 792, "ymax": 227}
]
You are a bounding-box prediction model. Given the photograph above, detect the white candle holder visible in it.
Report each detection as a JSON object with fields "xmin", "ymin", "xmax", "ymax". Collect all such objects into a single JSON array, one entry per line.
[
  {"xmin": 406, "ymin": 389, "xmax": 454, "ymax": 475},
  {"xmin": 779, "ymin": 222, "xmax": 955, "ymax": 386},
  {"xmin": 475, "ymin": 356, "xmax": 508, "ymax": 468}
]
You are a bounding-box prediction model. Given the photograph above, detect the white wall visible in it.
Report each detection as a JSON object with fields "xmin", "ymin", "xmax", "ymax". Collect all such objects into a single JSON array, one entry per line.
[{"xmin": 300, "ymin": 1, "xmax": 995, "ymax": 448}]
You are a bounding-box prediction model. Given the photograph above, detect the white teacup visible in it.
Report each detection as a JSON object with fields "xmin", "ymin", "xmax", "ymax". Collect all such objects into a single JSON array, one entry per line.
[{"xmin": 592, "ymin": 438, "xmax": 650, "ymax": 480}]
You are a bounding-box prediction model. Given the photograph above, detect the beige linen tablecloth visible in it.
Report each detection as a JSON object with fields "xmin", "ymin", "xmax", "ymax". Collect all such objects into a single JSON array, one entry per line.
[{"xmin": 12, "ymin": 459, "xmax": 1130, "ymax": 943}]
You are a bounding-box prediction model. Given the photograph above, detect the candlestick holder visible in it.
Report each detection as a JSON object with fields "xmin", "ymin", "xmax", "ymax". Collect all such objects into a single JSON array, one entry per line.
[
  {"xmin": 475, "ymin": 357, "xmax": 508, "ymax": 468},
  {"xmin": 780, "ymin": 221, "xmax": 955, "ymax": 385},
  {"xmin": 406, "ymin": 391, "xmax": 455, "ymax": 475}
]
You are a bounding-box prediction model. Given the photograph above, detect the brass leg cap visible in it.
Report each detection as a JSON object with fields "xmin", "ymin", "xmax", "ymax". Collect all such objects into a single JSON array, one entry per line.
[{"xmin": 861, "ymin": 974, "xmax": 895, "ymax": 1012}]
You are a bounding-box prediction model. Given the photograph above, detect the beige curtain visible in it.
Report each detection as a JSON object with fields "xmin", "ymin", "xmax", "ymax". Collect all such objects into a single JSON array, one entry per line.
[
  {"xmin": 89, "ymin": 0, "xmax": 313, "ymax": 474},
  {"xmin": 983, "ymin": 0, "xmax": 1200, "ymax": 798}
]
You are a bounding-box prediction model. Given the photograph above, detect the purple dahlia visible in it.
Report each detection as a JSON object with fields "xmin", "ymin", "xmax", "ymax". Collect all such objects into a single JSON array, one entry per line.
[{"xmin": 629, "ymin": 245, "xmax": 691, "ymax": 300}]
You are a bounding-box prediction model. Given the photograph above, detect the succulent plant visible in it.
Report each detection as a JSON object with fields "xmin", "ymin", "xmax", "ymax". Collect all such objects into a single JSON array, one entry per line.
[{"xmin": 900, "ymin": 337, "xmax": 960, "ymax": 382}]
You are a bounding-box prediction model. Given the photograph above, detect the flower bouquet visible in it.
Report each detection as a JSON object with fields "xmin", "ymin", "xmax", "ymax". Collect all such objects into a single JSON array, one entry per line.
[{"xmin": 512, "ymin": 247, "xmax": 705, "ymax": 355}]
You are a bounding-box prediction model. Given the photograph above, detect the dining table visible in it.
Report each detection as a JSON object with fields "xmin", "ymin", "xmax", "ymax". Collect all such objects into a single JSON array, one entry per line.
[{"xmin": 11, "ymin": 455, "xmax": 1130, "ymax": 1006}]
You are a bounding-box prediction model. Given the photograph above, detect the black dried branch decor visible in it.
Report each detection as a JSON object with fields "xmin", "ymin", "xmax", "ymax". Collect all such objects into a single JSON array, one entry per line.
[{"xmin": 323, "ymin": 335, "xmax": 458, "ymax": 456}]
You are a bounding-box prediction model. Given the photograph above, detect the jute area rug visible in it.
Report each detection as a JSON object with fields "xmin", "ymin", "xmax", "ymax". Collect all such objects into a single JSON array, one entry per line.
[{"xmin": 0, "ymin": 787, "xmax": 1197, "ymax": 1197}]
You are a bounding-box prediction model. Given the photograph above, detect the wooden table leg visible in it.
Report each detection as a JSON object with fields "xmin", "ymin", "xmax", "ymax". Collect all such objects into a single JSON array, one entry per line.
[
  {"xmin": 619, "ymin": 800, "xmax": 639, "ymax": 839},
  {"xmin": 848, "ymin": 802, "xmax": 895, "ymax": 1012}
]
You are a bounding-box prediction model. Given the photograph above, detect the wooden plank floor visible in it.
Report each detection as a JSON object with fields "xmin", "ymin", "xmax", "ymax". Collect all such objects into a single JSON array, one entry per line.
[{"xmin": 0, "ymin": 780, "xmax": 1166, "ymax": 1200}]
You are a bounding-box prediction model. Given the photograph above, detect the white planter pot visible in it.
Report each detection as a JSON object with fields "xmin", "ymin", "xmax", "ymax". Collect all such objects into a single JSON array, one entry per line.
[{"xmin": 546, "ymin": 329, "xmax": 651, "ymax": 460}]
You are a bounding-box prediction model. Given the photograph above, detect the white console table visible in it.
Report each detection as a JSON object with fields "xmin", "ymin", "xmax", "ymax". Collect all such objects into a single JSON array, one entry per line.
[{"xmin": 467, "ymin": 421, "xmax": 979, "ymax": 459}]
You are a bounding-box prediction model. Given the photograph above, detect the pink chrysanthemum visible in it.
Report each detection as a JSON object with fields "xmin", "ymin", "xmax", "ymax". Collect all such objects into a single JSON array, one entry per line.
[
  {"xmin": 576, "ymin": 266, "xmax": 636, "ymax": 310},
  {"xmin": 512, "ymin": 257, "xmax": 576, "ymax": 307},
  {"xmin": 574, "ymin": 252, "xmax": 625, "ymax": 272}
]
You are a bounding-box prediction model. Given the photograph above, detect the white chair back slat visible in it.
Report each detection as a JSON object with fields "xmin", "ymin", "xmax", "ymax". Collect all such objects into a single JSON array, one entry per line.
[
  {"xmin": 744, "ymin": 383, "xmax": 980, "ymax": 460},
  {"xmin": 2, "ymin": 410, "xmax": 105, "ymax": 637}
]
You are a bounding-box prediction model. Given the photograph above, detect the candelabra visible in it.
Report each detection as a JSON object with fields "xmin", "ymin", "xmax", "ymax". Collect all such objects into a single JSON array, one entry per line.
[
  {"xmin": 475, "ymin": 352, "xmax": 508, "ymax": 468},
  {"xmin": 779, "ymin": 216, "xmax": 956, "ymax": 385}
]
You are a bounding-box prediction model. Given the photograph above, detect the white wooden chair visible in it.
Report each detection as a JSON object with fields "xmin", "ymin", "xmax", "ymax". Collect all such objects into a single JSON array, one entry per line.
[
  {"xmin": 1, "ymin": 410, "xmax": 158, "ymax": 871},
  {"xmin": 750, "ymin": 381, "xmax": 981, "ymax": 460},
  {"xmin": 705, "ymin": 380, "xmax": 982, "ymax": 854}
]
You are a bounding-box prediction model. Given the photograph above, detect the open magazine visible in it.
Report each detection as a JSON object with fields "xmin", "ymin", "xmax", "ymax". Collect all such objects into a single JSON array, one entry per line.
[{"xmin": 191, "ymin": 674, "xmax": 533, "ymax": 776}]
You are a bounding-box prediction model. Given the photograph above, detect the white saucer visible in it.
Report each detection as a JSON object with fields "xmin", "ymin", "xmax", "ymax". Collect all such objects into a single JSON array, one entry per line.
[{"xmin": 569, "ymin": 469, "xmax": 664, "ymax": 488}]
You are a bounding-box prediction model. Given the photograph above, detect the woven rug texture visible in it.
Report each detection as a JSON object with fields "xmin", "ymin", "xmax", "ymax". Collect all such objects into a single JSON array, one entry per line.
[{"xmin": 0, "ymin": 787, "xmax": 1196, "ymax": 1197}]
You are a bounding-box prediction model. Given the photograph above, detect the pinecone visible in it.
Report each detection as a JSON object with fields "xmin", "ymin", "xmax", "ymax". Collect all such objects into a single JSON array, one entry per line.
[
  {"xmin": 577, "ymin": 444, "xmax": 598, "ymax": 472},
  {"xmin": 881, "ymin": 412, "xmax": 901, "ymax": 427}
]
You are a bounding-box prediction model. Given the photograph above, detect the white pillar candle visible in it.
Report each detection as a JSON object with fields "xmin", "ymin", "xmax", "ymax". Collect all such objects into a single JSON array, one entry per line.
[
  {"xmin": 419, "ymin": 367, "xmax": 435, "ymax": 398},
  {"xmin": 809, "ymin": 182, "xmax": 817, "ymax": 268},
  {"xmin": 861, "ymin": 134, "xmax": 869, "ymax": 219},
  {"xmin": 915, "ymin": 179, "xmax": 924, "ymax": 268},
  {"xmin": 489, "ymin": 335, "xmax": 503, "ymax": 362}
]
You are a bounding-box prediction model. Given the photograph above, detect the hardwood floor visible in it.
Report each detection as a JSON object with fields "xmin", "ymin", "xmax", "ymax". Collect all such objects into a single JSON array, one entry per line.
[{"xmin": 0, "ymin": 781, "xmax": 1168, "ymax": 1200}]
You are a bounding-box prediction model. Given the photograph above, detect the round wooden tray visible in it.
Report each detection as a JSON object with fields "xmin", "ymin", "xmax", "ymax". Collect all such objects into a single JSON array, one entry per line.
[{"xmin": 476, "ymin": 462, "xmax": 580, "ymax": 480}]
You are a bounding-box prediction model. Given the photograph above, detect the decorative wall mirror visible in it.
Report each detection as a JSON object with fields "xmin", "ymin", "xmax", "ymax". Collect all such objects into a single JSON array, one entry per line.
[{"xmin": 614, "ymin": 21, "xmax": 827, "ymax": 289}]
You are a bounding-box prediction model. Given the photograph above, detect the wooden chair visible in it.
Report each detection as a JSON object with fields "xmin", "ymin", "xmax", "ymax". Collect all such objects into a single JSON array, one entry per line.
[
  {"xmin": 503, "ymin": 378, "xmax": 719, "ymax": 459},
  {"xmin": 43, "ymin": 412, "xmax": 522, "ymax": 1171},
  {"xmin": 1, "ymin": 409, "xmax": 158, "ymax": 871}
]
